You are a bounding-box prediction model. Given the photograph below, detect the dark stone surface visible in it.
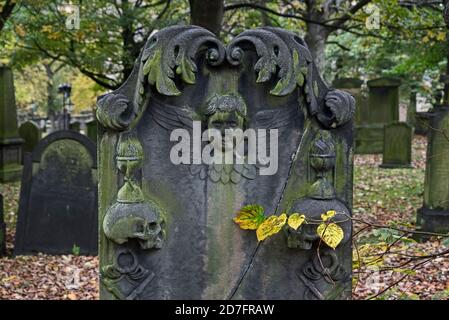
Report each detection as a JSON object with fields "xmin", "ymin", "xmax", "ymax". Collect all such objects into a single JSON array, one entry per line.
[
  {"xmin": 354, "ymin": 124, "xmax": 384, "ymax": 154},
  {"xmin": 86, "ymin": 119, "xmax": 97, "ymax": 143},
  {"xmin": 417, "ymin": 105, "xmax": 449, "ymax": 234},
  {"xmin": 414, "ymin": 112, "xmax": 432, "ymax": 136},
  {"xmin": 18, "ymin": 120, "xmax": 42, "ymax": 162},
  {"xmin": 0, "ymin": 67, "xmax": 23, "ymax": 182},
  {"xmin": 355, "ymin": 78, "xmax": 401, "ymax": 154},
  {"xmin": 14, "ymin": 130, "xmax": 98, "ymax": 255},
  {"xmin": 97, "ymin": 26, "xmax": 354, "ymax": 300},
  {"xmin": 333, "ymin": 78, "xmax": 367, "ymax": 126},
  {"xmin": 0, "ymin": 193, "xmax": 5, "ymax": 257},
  {"xmin": 380, "ymin": 122, "xmax": 413, "ymax": 169}
]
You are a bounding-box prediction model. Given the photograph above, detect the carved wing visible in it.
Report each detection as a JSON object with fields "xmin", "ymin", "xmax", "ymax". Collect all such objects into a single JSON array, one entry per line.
[
  {"xmin": 254, "ymin": 106, "xmax": 299, "ymax": 129},
  {"xmin": 149, "ymin": 99, "xmax": 196, "ymax": 130}
]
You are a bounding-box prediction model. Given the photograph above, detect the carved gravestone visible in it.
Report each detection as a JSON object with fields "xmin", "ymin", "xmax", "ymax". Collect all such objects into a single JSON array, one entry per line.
[
  {"xmin": 97, "ymin": 26, "xmax": 354, "ymax": 300},
  {"xmin": 0, "ymin": 67, "xmax": 23, "ymax": 182},
  {"xmin": 86, "ymin": 119, "xmax": 97, "ymax": 143},
  {"xmin": 417, "ymin": 105, "xmax": 449, "ymax": 234},
  {"xmin": 14, "ymin": 131, "xmax": 98, "ymax": 255},
  {"xmin": 356, "ymin": 78, "xmax": 401, "ymax": 154},
  {"xmin": 18, "ymin": 121, "xmax": 42, "ymax": 161},
  {"xmin": 0, "ymin": 193, "xmax": 5, "ymax": 256},
  {"xmin": 380, "ymin": 122, "xmax": 413, "ymax": 169}
]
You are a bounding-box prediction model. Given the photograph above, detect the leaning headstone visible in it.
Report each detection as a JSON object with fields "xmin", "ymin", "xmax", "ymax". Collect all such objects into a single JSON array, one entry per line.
[
  {"xmin": 356, "ymin": 78, "xmax": 401, "ymax": 154},
  {"xmin": 85, "ymin": 119, "xmax": 97, "ymax": 143},
  {"xmin": 18, "ymin": 121, "xmax": 42, "ymax": 160},
  {"xmin": 380, "ymin": 122, "xmax": 413, "ymax": 168},
  {"xmin": 97, "ymin": 26, "xmax": 354, "ymax": 300},
  {"xmin": 0, "ymin": 67, "xmax": 23, "ymax": 182},
  {"xmin": 0, "ymin": 193, "xmax": 6, "ymax": 256},
  {"xmin": 417, "ymin": 104, "xmax": 449, "ymax": 234},
  {"xmin": 14, "ymin": 130, "xmax": 98, "ymax": 255}
]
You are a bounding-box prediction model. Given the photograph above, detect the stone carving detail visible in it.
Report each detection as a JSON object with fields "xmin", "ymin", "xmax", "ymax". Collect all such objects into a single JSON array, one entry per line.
[
  {"xmin": 103, "ymin": 132, "xmax": 165, "ymax": 250},
  {"xmin": 101, "ymin": 248, "xmax": 155, "ymax": 300},
  {"xmin": 298, "ymin": 249, "xmax": 350, "ymax": 300},
  {"xmin": 97, "ymin": 25, "xmax": 354, "ymax": 300}
]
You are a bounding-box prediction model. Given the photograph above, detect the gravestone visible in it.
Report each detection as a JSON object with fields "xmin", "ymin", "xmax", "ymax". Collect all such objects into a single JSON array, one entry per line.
[
  {"xmin": 0, "ymin": 193, "xmax": 5, "ymax": 256},
  {"xmin": 0, "ymin": 67, "xmax": 23, "ymax": 182},
  {"xmin": 97, "ymin": 26, "xmax": 354, "ymax": 300},
  {"xmin": 14, "ymin": 130, "xmax": 98, "ymax": 255},
  {"xmin": 86, "ymin": 119, "xmax": 97, "ymax": 143},
  {"xmin": 356, "ymin": 78, "xmax": 401, "ymax": 154},
  {"xmin": 18, "ymin": 121, "xmax": 42, "ymax": 160},
  {"xmin": 417, "ymin": 105, "xmax": 449, "ymax": 234},
  {"xmin": 380, "ymin": 122, "xmax": 413, "ymax": 169},
  {"xmin": 332, "ymin": 78, "xmax": 366, "ymax": 125},
  {"xmin": 70, "ymin": 121, "xmax": 81, "ymax": 133},
  {"xmin": 407, "ymin": 88, "xmax": 417, "ymax": 128}
]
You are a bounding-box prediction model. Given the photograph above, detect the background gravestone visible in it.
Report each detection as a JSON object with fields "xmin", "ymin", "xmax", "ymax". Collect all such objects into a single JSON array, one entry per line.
[
  {"xmin": 417, "ymin": 104, "xmax": 449, "ymax": 234},
  {"xmin": 14, "ymin": 130, "xmax": 98, "ymax": 255},
  {"xmin": 356, "ymin": 78, "xmax": 401, "ymax": 154},
  {"xmin": 0, "ymin": 67, "xmax": 23, "ymax": 182},
  {"xmin": 333, "ymin": 78, "xmax": 366, "ymax": 126},
  {"xmin": 18, "ymin": 121, "xmax": 41, "ymax": 162},
  {"xmin": 0, "ymin": 193, "xmax": 5, "ymax": 257},
  {"xmin": 69, "ymin": 120, "xmax": 81, "ymax": 133},
  {"xmin": 380, "ymin": 122, "xmax": 413, "ymax": 169},
  {"xmin": 85, "ymin": 119, "xmax": 97, "ymax": 143},
  {"xmin": 97, "ymin": 26, "xmax": 354, "ymax": 300}
]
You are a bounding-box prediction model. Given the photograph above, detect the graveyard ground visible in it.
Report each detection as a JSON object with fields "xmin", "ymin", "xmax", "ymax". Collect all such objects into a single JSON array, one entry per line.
[{"xmin": 0, "ymin": 135, "xmax": 448, "ymax": 300}]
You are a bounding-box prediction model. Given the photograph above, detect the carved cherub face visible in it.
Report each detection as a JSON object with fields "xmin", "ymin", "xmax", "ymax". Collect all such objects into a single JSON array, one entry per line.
[{"xmin": 205, "ymin": 94, "xmax": 247, "ymax": 153}]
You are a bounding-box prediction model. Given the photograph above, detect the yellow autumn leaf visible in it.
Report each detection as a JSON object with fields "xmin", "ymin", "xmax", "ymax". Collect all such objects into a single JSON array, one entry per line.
[
  {"xmin": 321, "ymin": 210, "xmax": 336, "ymax": 222},
  {"xmin": 256, "ymin": 213, "xmax": 287, "ymax": 241},
  {"xmin": 233, "ymin": 204, "xmax": 266, "ymax": 230},
  {"xmin": 437, "ymin": 32, "xmax": 446, "ymax": 41},
  {"xmin": 41, "ymin": 25, "xmax": 53, "ymax": 33},
  {"xmin": 423, "ymin": 36, "xmax": 429, "ymax": 43},
  {"xmin": 288, "ymin": 213, "xmax": 306, "ymax": 230},
  {"xmin": 14, "ymin": 25, "xmax": 26, "ymax": 37},
  {"xmin": 317, "ymin": 222, "xmax": 344, "ymax": 249}
]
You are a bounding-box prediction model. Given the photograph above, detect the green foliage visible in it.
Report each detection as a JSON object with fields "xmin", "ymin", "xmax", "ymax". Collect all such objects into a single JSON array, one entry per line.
[
  {"xmin": 72, "ymin": 244, "xmax": 80, "ymax": 256},
  {"xmin": 0, "ymin": 0, "xmax": 190, "ymax": 89}
]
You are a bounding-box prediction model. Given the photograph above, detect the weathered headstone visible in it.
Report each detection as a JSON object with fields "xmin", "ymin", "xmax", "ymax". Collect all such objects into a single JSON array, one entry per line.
[
  {"xmin": 69, "ymin": 120, "xmax": 81, "ymax": 133},
  {"xmin": 14, "ymin": 130, "xmax": 98, "ymax": 255},
  {"xmin": 85, "ymin": 119, "xmax": 97, "ymax": 143},
  {"xmin": 333, "ymin": 78, "xmax": 366, "ymax": 125},
  {"xmin": 0, "ymin": 67, "xmax": 23, "ymax": 182},
  {"xmin": 18, "ymin": 121, "xmax": 42, "ymax": 160},
  {"xmin": 380, "ymin": 122, "xmax": 413, "ymax": 169},
  {"xmin": 0, "ymin": 193, "xmax": 5, "ymax": 257},
  {"xmin": 356, "ymin": 78, "xmax": 401, "ymax": 154},
  {"xmin": 367, "ymin": 78, "xmax": 401, "ymax": 123},
  {"xmin": 97, "ymin": 26, "xmax": 354, "ymax": 300},
  {"xmin": 417, "ymin": 104, "xmax": 449, "ymax": 234}
]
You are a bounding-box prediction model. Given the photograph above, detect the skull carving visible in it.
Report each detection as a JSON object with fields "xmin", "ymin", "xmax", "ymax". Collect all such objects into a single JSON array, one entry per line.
[{"xmin": 103, "ymin": 201, "xmax": 165, "ymax": 250}]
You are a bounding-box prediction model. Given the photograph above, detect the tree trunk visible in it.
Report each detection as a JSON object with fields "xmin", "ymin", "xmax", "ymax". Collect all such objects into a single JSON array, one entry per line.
[
  {"xmin": 443, "ymin": 0, "xmax": 449, "ymax": 104},
  {"xmin": 0, "ymin": 0, "xmax": 16, "ymax": 34},
  {"xmin": 305, "ymin": 23, "xmax": 329, "ymax": 73},
  {"xmin": 189, "ymin": 0, "xmax": 224, "ymax": 36}
]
